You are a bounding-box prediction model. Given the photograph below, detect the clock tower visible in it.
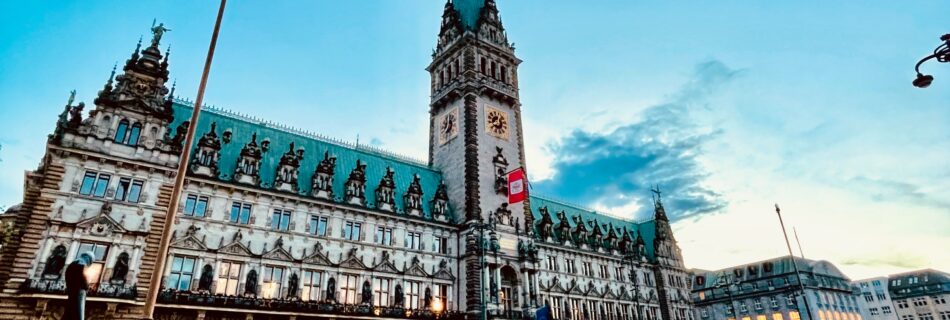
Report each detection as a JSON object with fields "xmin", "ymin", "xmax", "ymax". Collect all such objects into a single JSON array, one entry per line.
[{"xmin": 427, "ymin": 0, "xmax": 536, "ymax": 316}]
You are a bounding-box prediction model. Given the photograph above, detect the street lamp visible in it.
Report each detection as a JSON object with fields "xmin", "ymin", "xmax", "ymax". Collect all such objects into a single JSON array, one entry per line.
[
  {"xmin": 912, "ymin": 33, "xmax": 950, "ymax": 88},
  {"xmin": 625, "ymin": 253, "xmax": 642, "ymax": 320}
]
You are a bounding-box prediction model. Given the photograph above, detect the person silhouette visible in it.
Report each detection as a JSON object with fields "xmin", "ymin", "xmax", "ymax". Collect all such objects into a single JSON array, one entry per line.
[{"xmin": 64, "ymin": 252, "xmax": 94, "ymax": 320}]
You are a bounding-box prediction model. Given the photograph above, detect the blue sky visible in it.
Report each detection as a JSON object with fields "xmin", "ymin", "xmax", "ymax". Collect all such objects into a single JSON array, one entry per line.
[{"xmin": 1, "ymin": 1, "xmax": 947, "ymax": 279}]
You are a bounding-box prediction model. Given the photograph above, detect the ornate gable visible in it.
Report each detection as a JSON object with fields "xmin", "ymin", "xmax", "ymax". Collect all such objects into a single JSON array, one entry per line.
[
  {"xmin": 170, "ymin": 225, "xmax": 207, "ymax": 251},
  {"xmin": 219, "ymin": 241, "xmax": 252, "ymax": 256},
  {"xmin": 76, "ymin": 203, "xmax": 127, "ymax": 237},
  {"xmin": 432, "ymin": 260, "xmax": 455, "ymax": 280},
  {"xmin": 338, "ymin": 248, "xmax": 368, "ymax": 270},
  {"xmin": 302, "ymin": 242, "xmax": 332, "ymax": 266},
  {"xmin": 569, "ymin": 280, "xmax": 586, "ymax": 295},
  {"xmin": 263, "ymin": 247, "xmax": 294, "ymax": 261},
  {"xmin": 373, "ymin": 251, "xmax": 401, "ymax": 274},
  {"xmin": 405, "ymin": 257, "xmax": 429, "ymax": 278}
]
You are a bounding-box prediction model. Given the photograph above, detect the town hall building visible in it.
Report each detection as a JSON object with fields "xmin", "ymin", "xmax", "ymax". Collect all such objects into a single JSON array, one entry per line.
[{"xmin": 0, "ymin": 1, "xmax": 694, "ymax": 319}]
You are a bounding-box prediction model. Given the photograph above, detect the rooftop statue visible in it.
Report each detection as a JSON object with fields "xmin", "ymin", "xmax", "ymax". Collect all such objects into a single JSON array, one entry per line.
[{"xmin": 150, "ymin": 22, "xmax": 171, "ymax": 47}]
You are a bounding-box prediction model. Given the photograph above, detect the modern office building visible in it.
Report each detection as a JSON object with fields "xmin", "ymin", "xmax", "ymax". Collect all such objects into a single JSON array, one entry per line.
[
  {"xmin": 887, "ymin": 270, "xmax": 950, "ymax": 320},
  {"xmin": 691, "ymin": 257, "xmax": 863, "ymax": 320},
  {"xmin": 853, "ymin": 277, "xmax": 897, "ymax": 320}
]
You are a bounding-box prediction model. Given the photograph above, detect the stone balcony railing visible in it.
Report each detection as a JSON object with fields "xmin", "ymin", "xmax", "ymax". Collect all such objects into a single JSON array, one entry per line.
[
  {"xmin": 157, "ymin": 289, "xmax": 465, "ymax": 319},
  {"xmin": 20, "ymin": 278, "xmax": 137, "ymax": 300}
]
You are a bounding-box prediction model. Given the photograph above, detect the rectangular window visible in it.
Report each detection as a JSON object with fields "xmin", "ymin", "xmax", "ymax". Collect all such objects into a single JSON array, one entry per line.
[
  {"xmin": 547, "ymin": 256, "xmax": 557, "ymax": 271},
  {"xmin": 309, "ymin": 215, "xmax": 328, "ymax": 236},
  {"xmin": 94, "ymin": 173, "xmax": 111, "ymax": 197},
  {"xmin": 864, "ymin": 292, "xmax": 874, "ymax": 302},
  {"xmin": 582, "ymin": 262, "xmax": 592, "ymax": 277},
  {"xmin": 433, "ymin": 236, "xmax": 448, "ymax": 254},
  {"xmin": 79, "ymin": 171, "xmax": 112, "ymax": 198},
  {"xmin": 341, "ymin": 274, "xmax": 359, "ymax": 304},
  {"xmin": 883, "ymin": 306, "xmax": 892, "ymax": 314},
  {"xmin": 755, "ymin": 299, "xmax": 763, "ymax": 310},
  {"xmin": 870, "ymin": 308, "xmax": 879, "ymax": 315},
  {"xmin": 215, "ymin": 261, "xmax": 242, "ymax": 295},
  {"xmin": 271, "ymin": 209, "xmax": 292, "ymax": 231},
  {"xmin": 551, "ymin": 297, "xmax": 563, "ymax": 319},
  {"xmin": 374, "ymin": 278, "xmax": 392, "ymax": 307},
  {"xmin": 616, "ymin": 267, "xmax": 625, "ymax": 281},
  {"xmin": 435, "ymin": 284, "xmax": 449, "ymax": 310},
  {"xmin": 567, "ymin": 260, "xmax": 577, "ymax": 274},
  {"xmin": 80, "ymin": 171, "xmax": 97, "ymax": 195},
  {"xmin": 939, "ymin": 312, "xmax": 950, "ymax": 320},
  {"xmin": 229, "ymin": 202, "xmax": 252, "ymax": 224},
  {"xmin": 790, "ymin": 311, "xmax": 801, "ymax": 320},
  {"xmin": 183, "ymin": 194, "xmax": 209, "ymax": 217},
  {"xmin": 261, "ymin": 266, "xmax": 284, "ymax": 299},
  {"xmin": 301, "ymin": 270, "xmax": 322, "ymax": 301},
  {"xmin": 405, "ymin": 231, "xmax": 421, "ymax": 250},
  {"xmin": 114, "ymin": 177, "xmax": 142, "ymax": 202},
  {"xmin": 167, "ymin": 256, "xmax": 196, "ymax": 291},
  {"xmin": 770, "ymin": 297, "xmax": 778, "ymax": 308},
  {"xmin": 376, "ymin": 227, "xmax": 393, "ymax": 246},
  {"xmin": 343, "ymin": 221, "xmax": 362, "ymax": 241},
  {"xmin": 877, "ymin": 292, "xmax": 887, "ymax": 300},
  {"xmin": 405, "ymin": 281, "xmax": 422, "ymax": 309},
  {"xmin": 77, "ymin": 242, "xmax": 109, "ymax": 286}
]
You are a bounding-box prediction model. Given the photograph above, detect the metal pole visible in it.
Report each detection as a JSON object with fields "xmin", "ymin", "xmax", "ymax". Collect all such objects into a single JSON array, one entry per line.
[
  {"xmin": 774, "ymin": 204, "xmax": 815, "ymax": 320},
  {"xmin": 793, "ymin": 227, "xmax": 805, "ymax": 259},
  {"xmin": 142, "ymin": 1, "xmax": 226, "ymax": 318}
]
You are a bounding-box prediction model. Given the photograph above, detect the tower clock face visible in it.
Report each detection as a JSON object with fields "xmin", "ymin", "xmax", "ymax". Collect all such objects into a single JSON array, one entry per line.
[
  {"xmin": 438, "ymin": 107, "xmax": 459, "ymax": 145},
  {"xmin": 485, "ymin": 106, "xmax": 509, "ymax": 140}
]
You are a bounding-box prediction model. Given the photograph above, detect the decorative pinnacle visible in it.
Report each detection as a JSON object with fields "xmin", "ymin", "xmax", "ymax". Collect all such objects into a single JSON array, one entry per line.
[
  {"xmin": 166, "ymin": 80, "xmax": 176, "ymax": 101},
  {"xmin": 108, "ymin": 63, "xmax": 117, "ymax": 83}
]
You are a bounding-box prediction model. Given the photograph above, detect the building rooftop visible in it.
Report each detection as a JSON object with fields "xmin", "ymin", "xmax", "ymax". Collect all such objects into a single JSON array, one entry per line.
[{"xmin": 170, "ymin": 101, "xmax": 447, "ymax": 220}]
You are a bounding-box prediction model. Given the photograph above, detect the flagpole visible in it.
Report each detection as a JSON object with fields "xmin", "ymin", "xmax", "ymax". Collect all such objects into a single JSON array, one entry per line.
[
  {"xmin": 774, "ymin": 204, "xmax": 815, "ymax": 320},
  {"xmin": 793, "ymin": 227, "xmax": 806, "ymax": 259},
  {"xmin": 142, "ymin": 0, "xmax": 226, "ymax": 318}
]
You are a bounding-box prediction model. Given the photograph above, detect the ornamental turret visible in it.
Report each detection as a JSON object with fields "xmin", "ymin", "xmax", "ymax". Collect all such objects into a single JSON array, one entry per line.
[
  {"xmin": 189, "ymin": 122, "xmax": 222, "ymax": 178},
  {"xmin": 274, "ymin": 142, "xmax": 304, "ymax": 193},
  {"xmin": 234, "ymin": 133, "xmax": 264, "ymax": 186},
  {"xmin": 311, "ymin": 150, "xmax": 336, "ymax": 200},
  {"xmin": 375, "ymin": 167, "xmax": 397, "ymax": 212},
  {"xmin": 403, "ymin": 174, "xmax": 424, "ymax": 217}
]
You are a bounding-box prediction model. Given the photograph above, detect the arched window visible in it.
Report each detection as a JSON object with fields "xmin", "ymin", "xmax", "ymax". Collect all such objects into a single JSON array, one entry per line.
[
  {"xmin": 114, "ymin": 119, "xmax": 129, "ymax": 143},
  {"xmin": 127, "ymin": 123, "xmax": 142, "ymax": 146}
]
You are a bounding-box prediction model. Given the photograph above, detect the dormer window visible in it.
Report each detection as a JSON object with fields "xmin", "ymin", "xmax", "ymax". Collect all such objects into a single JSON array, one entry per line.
[{"xmin": 113, "ymin": 119, "xmax": 142, "ymax": 146}]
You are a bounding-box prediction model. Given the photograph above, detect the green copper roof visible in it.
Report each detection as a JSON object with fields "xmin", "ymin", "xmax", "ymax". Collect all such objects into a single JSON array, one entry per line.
[
  {"xmin": 452, "ymin": 0, "xmax": 485, "ymax": 30},
  {"xmin": 530, "ymin": 195, "xmax": 657, "ymax": 259},
  {"xmin": 170, "ymin": 101, "xmax": 448, "ymax": 220}
]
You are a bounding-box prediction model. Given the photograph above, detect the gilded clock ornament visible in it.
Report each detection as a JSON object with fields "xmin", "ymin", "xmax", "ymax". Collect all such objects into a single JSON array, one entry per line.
[
  {"xmin": 438, "ymin": 107, "xmax": 459, "ymax": 145},
  {"xmin": 485, "ymin": 105, "xmax": 509, "ymax": 140}
]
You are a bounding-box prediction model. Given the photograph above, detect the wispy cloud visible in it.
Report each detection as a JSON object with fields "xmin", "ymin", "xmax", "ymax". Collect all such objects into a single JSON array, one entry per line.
[{"xmin": 534, "ymin": 60, "xmax": 740, "ymax": 221}]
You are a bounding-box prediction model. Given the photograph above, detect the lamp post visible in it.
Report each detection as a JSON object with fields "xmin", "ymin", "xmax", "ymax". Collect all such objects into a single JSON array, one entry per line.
[
  {"xmin": 626, "ymin": 253, "xmax": 642, "ymax": 320},
  {"xmin": 774, "ymin": 205, "xmax": 815, "ymax": 320},
  {"xmin": 912, "ymin": 33, "xmax": 950, "ymax": 88},
  {"xmin": 142, "ymin": 1, "xmax": 226, "ymax": 318},
  {"xmin": 715, "ymin": 271, "xmax": 742, "ymax": 320}
]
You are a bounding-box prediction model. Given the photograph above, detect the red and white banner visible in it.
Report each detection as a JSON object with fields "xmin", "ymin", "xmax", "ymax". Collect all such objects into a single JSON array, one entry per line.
[{"xmin": 507, "ymin": 167, "xmax": 527, "ymax": 204}]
